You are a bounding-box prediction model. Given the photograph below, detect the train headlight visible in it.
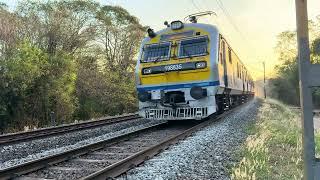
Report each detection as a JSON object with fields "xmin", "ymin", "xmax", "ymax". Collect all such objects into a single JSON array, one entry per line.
[
  {"xmin": 195, "ymin": 62, "xmax": 207, "ymax": 69},
  {"xmin": 143, "ymin": 68, "xmax": 152, "ymax": 75},
  {"xmin": 171, "ymin": 21, "xmax": 184, "ymax": 30},
  {"xmin": 190, "ymin": 86, "xmax": 207, "ymax": 100},
  {"xmin": 138, "ymin": 91, "xmax": 151, "ymax": 102}
]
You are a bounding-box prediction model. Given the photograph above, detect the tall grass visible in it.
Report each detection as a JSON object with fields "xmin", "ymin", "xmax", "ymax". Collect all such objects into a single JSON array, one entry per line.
[{"xmin": 230, "ymin": 99, "xmax": 320, "ymax": 179}]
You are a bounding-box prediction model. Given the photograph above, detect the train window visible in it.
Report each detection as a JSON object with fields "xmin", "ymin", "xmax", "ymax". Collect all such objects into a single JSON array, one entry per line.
[
  {"xmin": 241, "ymin": 67, "xmax": 244, "ymax": 79},
  {"xmin": 237, "ymin": 63, "xmax": 239, "ymax": 77},
  {"xmin": 228, "ymin": 48, "xmax": 232, "ymax": 64},
  {"xmin": 178, "ymin": 36, "xmax": 208, "ymax": 58},
  {"xmin": 221, "ymin": 41, "xmax": 225, "ymax": 64},
  {"xmin": 141, "ymin": 42, "xmax": 171, "ymax": 63}
]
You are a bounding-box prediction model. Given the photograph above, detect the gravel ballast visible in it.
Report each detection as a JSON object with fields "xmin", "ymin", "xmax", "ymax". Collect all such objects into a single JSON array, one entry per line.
[
  {"xmin": 120, "ymin": 99, "xmax": 260, "ymax": 180},
  {"xmin": 0, "ymin": 118, "xmax": 165, "ymax": 170}
]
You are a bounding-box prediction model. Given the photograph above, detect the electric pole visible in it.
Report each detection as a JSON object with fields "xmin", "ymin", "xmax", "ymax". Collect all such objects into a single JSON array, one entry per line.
[
  {"xmin": 263, "ymin": 61, "xmax": 266, "ymax": 99},
  {"xmin": 295, "ymin": 0, "xmax": 320, "ymax": 179}
]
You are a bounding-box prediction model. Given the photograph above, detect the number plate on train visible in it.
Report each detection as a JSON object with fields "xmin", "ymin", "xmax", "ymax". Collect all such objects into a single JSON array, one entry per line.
[
  {"xmin": 164, "ymin": 64, "xmax": 183, "ymax": 72},
  {"xmin": 142, "ymin": 62, "xmax": 198, "ymax": 75}
]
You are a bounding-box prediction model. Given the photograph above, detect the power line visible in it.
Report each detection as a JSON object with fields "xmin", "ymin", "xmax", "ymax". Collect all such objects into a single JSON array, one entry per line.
[
  {"xmin": 214, "ymin": 0, "xmax": 260, "ymax": 75},
  {"xmin": 191, "ymin": 0, "xmax": 261, "ymax": 79},
  {"xmin": 189, "ymin": 0, "xmax": 210, "ymax": 24},
  {"xmin": 200, "ymin": 0, "xmax": 210, "ymax": 7},
  {"xmin": 214, "ymin": 0, "xmax": 247, "ymax": 41},
  {"xmin": 200, "ymin": 0, "xmax": 220, "ymax": 25},
  {"xmin": 191, "ymin": 0, "xmax": 201, "ymax": 12}
]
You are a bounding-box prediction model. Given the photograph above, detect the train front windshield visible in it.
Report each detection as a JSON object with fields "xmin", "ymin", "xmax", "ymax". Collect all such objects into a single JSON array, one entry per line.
[
  {"xmin": 178, "ymin": 37, "xmax": 208, "ymax": 58},
  {"xmin": 142, "ymin": 42, "xmax": 171, "ymax": 63},
  {"xmin": 141, "ymin": 36, "xmax": 209, "ymax": 63}
]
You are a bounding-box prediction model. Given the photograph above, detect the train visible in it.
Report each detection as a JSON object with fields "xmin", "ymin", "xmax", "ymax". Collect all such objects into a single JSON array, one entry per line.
[{"xmin": 135, "ymin": 18, "xmax": 254, "ymax": 120}]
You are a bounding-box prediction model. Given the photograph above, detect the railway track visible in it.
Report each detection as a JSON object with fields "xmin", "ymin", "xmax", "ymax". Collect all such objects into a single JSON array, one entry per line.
[
  {"xmin": 0, "ymin": 106, "xmax": 239, "ymax": 180},
  {"xmin": 0, "ymin": 114, "xmax": 140, "ymax": 146}
]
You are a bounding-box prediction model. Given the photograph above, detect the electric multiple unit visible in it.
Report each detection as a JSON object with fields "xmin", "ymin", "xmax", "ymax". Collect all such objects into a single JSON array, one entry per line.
[{"xmin": 135, "ymin": 20, "xmax": 254, "ymax": 120}]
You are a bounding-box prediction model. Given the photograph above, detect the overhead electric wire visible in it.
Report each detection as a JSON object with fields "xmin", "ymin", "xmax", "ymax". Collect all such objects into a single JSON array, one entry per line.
[
  {"xmin": 213, "ymin": 0, "xmax": 262, "ymax": 77},
  {"xmin": 214, "ymin": 0, "xmax": 246, "ymax": 41},
  {"xmin": 190, "ymin": 0, "xmax": 261, "ymax": 78},
  {"xmin": 191, "ymin": 0, "xmax": 202, "ymax": 12},
  {"xmin": 189, "ymin": 0, "xmax": 210, "ymax": 24}
]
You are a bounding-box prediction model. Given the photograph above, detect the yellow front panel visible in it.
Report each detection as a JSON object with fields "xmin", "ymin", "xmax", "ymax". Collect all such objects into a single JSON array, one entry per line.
[{"xmin": 140, "ymin": 27, "xmax": 211, "ymax": 86}]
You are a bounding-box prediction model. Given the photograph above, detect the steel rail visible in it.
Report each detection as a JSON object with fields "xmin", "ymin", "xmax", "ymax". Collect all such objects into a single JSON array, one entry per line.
[
  {"xmin": 0, "ymin": 122, "xmax": 166, "ymax": 180},
  {"xmin": 0, "ymin": 100, "xmax": 250, "ymax": 180},
  {"xmin": 82, "ymin": 107, "xmax": 238, "ymax": 180},
  {"xmin": 0, "ymin": 114, "xmax": 140, "ymax": 146}
]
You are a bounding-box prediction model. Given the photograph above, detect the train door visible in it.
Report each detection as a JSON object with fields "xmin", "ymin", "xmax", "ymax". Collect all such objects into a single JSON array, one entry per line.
[
  {"xmin": 218, "ymin": 36, "xmax": 224, "ymax": 86},
  {"xmin": 246, "ymin": 72, "xmax": 249, "ymax": 92},
  {"xmin": 219, "ymin": 36, "xmax": 228, "ymax": 87},
  {"xmin": 242, "ymin": 67, "xmax": 245, "ymax": 92},
  {"xmin": 227, "ymin": 47, "xmax": 233, "ymax": 88},
  {"xmin": 222, "ymin": 41, "xmax": 228, "ymax": 87}
]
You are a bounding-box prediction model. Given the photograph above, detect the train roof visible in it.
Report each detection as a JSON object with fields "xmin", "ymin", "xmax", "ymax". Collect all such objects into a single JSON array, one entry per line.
[{"xmin": 156, "ymin": 23, "xmax": 219, "ymax": 35}]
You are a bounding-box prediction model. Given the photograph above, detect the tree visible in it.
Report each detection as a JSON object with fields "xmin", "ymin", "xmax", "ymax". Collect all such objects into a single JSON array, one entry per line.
[
  {"xmin": 73, "ymin": 5, "xmax": 144, "ymax": 119},
  {"xmin": 0, "ymin": 1, "xmax": 144, "ymax": 132},
  {"xmin": 271, "ymin": 17, "xmax": 320, "ymax": 107},
  {"xmin": 16, "ymin": 0, "xmax": 99, "ymax": 55},
  {"xmin": 275, "ymin": 31, "xmax": 297, "ymax": 63},
  {"xmin": 0, "ymin": 41, "xmax": 49, "ymax": 130},
  {"xmin": 96, "ymin": 5, "xmax": 145, "ymax": 75},
  {"xmin": 0, "ymin": 5, "xmax": 20, "ymax": 58}
]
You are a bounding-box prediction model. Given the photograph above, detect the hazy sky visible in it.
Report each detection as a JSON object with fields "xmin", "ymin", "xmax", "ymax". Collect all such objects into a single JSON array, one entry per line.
[{"xmin": 2, "ymin": 0, "xmax": 319, "ymax": 79}]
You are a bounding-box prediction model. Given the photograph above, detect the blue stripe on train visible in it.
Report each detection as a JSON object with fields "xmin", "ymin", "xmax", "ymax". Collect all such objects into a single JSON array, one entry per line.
[{"xmin": 137, "ymin": 81, "xmax": 220, "ymax": 92}]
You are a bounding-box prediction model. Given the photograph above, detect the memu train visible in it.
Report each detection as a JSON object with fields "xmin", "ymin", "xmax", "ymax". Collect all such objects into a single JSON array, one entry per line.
[{"xmin": 135, "ymin": 18, "xmax": 254, "ymax": 120}]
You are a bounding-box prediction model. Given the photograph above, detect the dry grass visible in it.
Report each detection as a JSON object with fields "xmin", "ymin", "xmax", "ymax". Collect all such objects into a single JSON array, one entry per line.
[{"xmin": 231, "ymin": 99, "xmax": 320, "ymax": 180}]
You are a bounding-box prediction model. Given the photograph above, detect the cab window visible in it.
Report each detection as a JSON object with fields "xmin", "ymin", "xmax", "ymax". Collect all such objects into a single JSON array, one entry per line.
[
  {"xmin": 178, "ymin": 36, "xmax": 208, "ymax": 58},
  {"xmin": 141, "ymin": 42, "xmax": 171, "ymax": 63}
]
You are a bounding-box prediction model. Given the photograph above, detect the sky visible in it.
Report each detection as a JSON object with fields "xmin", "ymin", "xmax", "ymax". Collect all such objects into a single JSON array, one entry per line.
[{"xmin": 1, "ymin": 0, "xmax": 319, "ymax": 80}]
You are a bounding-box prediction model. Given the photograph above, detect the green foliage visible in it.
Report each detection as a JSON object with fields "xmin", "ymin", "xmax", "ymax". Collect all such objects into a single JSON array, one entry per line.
[
  {"xmin": 0, "ymin": 41, "xmax": 48, "ymax": 130},
  {"xmin": 6, "ymin": 41, "xmax": 48, "ymax": 91},
  {"xmin": 46, "ymin": 53, "xmax": 77, "ymax": 125},
  {"xmin": 74, "ymin": 57, "xmax": 137, "ymax": 120},
  {"xmin": 270, "ymin": 59, "xmax": 300, "ymax": 105},
  {"xmin": 0, "ymin": 1, "xmax": 144, "ymax": 133},
  {"xmin": 0, "ymin": 41, "xmax": 78, "ymax": 131}
]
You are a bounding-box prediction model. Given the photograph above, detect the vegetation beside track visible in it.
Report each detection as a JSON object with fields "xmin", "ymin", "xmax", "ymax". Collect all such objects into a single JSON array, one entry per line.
[
  {"xmin": 0, "ymin": 1, "xmax": 144, "ymax": 133},
  {"xmin": 231, "ymin": 99, "xmax": 320, "ymax": 179},
  {"xmin": 269, "ymin": 19, "xmax": 320, "ymax": 108}
]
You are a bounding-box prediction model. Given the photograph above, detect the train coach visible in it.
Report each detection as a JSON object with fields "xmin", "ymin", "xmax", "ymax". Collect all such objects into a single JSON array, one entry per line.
[{"xmin": 135, "ymin": 19, "xmax": 254, "ymax": 120}]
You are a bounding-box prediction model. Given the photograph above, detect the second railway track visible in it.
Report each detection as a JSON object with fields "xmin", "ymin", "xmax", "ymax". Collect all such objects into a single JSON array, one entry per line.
[
  {"xmin": 0, "ymin": 114, "xmax": 140, "ymax": 146},
  {"xmin": 0, "ymin": 105, "xmax": 240, "ymax": 180}
]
